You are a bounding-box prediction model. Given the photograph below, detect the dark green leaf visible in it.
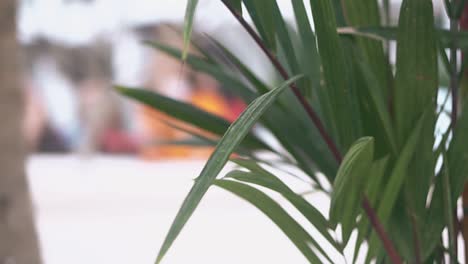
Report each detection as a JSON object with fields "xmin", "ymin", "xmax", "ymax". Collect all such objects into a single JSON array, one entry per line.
[
  {"xmin": 442, "ymin": 153, "xmax": 456, "ymax": 261},
  {"xmin": 394, "ymin": 0, "xmax": 438, "ymax": 145},
  {"xmin": 222, "ymin": 0, "xmax": 241, "ymax": 15},
  {"xmin": 376, "ymin": 111, "xmax": 427, "ymax": 226},
  {"xmin": 271, "ymin": 2, "xmax": 300, "ymax": 80},
  {"xmin": 145, "ymin": 41, "xmax": 258, "ymax": 102},
  {"xmin": 115, "ymin": 86, "xmax": 267, "ymax": 151},
  {"xmin": 341, "ymin": 0, "xmax": 393, "ymax": 104},
  {"xmin": 353, "ymin": 156, "xmax": 389, "ymax": 263},
  {"xmin": 205, "ymin": 36, "xmax": 270, "ymax": 95},
  {"xmin": 242, "ymin": 0, "xmax": 276, "ymax": 51},
  {"xmin": 155, "ymin": 119, "xmax": 218, "ymax": 147},
  {"xmin": 394, "ymin": 0, "xmax": 438, "ymax": 219},
  {"xmin": 308, "ymin": 0, "xmax": 360, "ymax": 150},
  {"xmin": 146, "ymin": 40, "xmax": 338, "ymax": 182},
  {"xmin": 223, "ymin": 170, "xmax": 338, "ymax": 262},
  {"xmin": 366, "ymin": 111, "xmax": 428, "ymax": 259},
  {"xmin": 354, "ymin": 57, "xmax": 397, "ymax": 156},
  {"xmin": 421, "ymin": 176, "xmax": 445, "ymax": 260},
  {"xmin": 291, "ymin": 0, "xmax": 322, "ymax": 100}
]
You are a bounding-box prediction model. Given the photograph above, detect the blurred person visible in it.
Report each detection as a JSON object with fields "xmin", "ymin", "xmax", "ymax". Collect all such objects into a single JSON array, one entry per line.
[
  {"xmin": 56, "ymin": 40, "xmax": 121, "ymax": 154},
  {"xmin": 22, "ymin": 79, "xmax": 47, "ymax": 151},
  {"xmin": 22, "ymin": 37, "xmax": 138, "ymax": 154},
  {"xmin": 22, "ymin": 79, "xmax": 69, "ymax": 153}
]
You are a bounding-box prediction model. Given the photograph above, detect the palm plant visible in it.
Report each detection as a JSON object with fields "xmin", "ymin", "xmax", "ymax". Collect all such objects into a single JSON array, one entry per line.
[{"xmin": 117, "ymin": 0, "xmax": 468, "ymax": 263}]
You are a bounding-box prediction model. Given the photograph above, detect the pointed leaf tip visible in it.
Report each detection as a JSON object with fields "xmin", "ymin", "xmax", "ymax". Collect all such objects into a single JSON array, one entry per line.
[
  {"xmin": 154, "ymin": 75, "xmax": 302, "ymax": 263},
  {"xmin": 182, "ymin": 0, "xmax": 199, "ymax": 61}
]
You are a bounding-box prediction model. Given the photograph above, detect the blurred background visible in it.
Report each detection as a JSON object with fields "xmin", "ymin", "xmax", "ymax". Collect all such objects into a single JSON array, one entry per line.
[{"xmin": 2, "ymin": 0, "xmax": 450, "ymax": 263}]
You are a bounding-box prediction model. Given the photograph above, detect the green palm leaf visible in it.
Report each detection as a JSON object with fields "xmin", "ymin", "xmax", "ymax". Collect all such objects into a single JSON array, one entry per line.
[{"xmin": 154, "ymin": 76, "xmax": 302, "ymax": 263}]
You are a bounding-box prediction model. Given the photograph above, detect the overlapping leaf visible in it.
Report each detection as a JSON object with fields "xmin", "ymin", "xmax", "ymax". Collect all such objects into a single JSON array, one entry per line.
[
  {"xmin": 214, "ymin": 179, "xmax": 326, "ymax": 263},
  {"xmin": 154, "ymin": 76, "xmax": 302, "ymax": 263},
  {"xmin": 308, "ymin": 0, "xmax": 360, "ymax": 151},
  {"xmin": 394, "ymin": 0, "xmax": 437, "ymax": 219},
  {"xmin": 115, "ymin": 86, "xmax": 268, "ymax": 152},
  {"xmin": 330, "ymin": 137, "xmax": 374, "ymax": 244},
  {"xmin": 228, "ymin": 159, "xmax": 341, "ymax": 252}
]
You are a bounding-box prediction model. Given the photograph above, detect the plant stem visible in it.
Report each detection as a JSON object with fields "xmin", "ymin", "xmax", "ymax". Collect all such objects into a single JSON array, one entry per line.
[
  {"xmin": 448, "ymin": 16, "xmax": 462, "ymax": 263},
  {"xmin": 451, "ymin": 21, "xmax": 459, "ymax": 127},
  {"xmin": 409, "ymin": 212, "xmax": 422, "ymax": 264},
  {"xmin": 220, "ymin": 2, "xmax": 402, "ymax": 263},
  {"xmin": 362, "ymin": 198, "xmax": 403, "ymax": 264}
]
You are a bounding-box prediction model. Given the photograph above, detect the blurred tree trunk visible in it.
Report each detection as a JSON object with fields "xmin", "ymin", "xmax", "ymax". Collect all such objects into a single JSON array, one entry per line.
[{"xmin": 0, "ymin": 0, "xmax": 42, "ymax": 263}]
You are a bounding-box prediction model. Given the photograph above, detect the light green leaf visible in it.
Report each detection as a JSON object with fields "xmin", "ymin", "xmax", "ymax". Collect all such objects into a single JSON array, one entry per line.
[
  {"xmin": 214, "ymin": 179, "xmax": 326, "ymax": 263},
  {"xmin": 182, "ymin": 0, "xmax": 199, "ymax": 60},
  {"xmin": 154, "ymin": 76, "xmax": 302, "ymax": 263},
  {"xmin": 330, "ymin": 137, "xmax": 374, "ymax": 244}
]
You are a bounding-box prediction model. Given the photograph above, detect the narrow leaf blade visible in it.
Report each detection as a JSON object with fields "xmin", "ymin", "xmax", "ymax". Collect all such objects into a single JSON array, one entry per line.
[
  {"xmin": 214, "ymin": 179, "xmax": 325, "ymax": 263},
  {"xmin": 115, "ymin": 86, "xmax": 267, "ymax": 151},
  {"xmin": 154, "ymin": 76, "xmax": 302, "ymax": 263},
  {"xmin": 182, "ymin": 0, "xmax": 199, "ymax": 60}
]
